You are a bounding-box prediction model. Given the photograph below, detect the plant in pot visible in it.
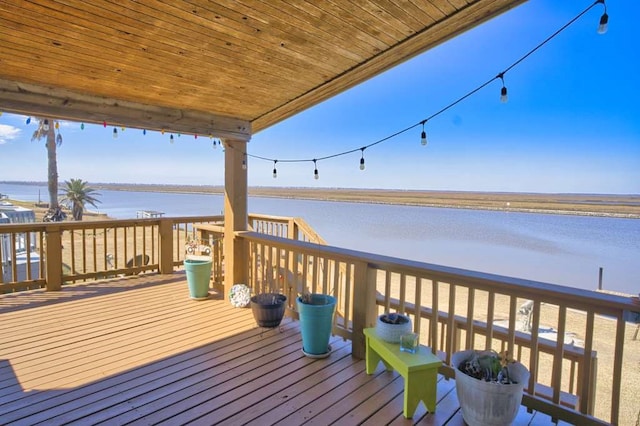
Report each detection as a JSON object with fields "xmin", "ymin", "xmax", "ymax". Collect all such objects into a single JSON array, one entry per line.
[
  {"xmin": 250, "ymin": 270, "xmax": 287, "ymax": 328},
  {"xmin": 296, "ymin": 290, "xmax": 337, "ymax": 358},
  {"xmin": 452, "ymin": 349, "xmax": 530, "ymax": 426},
  {"xmin": 375, "ymin": 312, "xmax": 412, "ymax": 343}
]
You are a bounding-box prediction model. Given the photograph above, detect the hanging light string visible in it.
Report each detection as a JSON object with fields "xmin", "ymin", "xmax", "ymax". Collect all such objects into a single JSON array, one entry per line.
[
  {"xmin": 11, "ymin": 1, "xmax": 607, "ymax": 164},
  {"xmin": 238, "ymin": 0, "xmax": 606, "ymax": 175}
]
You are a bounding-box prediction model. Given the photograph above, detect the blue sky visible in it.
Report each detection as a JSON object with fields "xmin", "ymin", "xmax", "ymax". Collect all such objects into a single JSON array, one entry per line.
[{"xmin": 1, "ymin": 0, "xmax": 638, "ymax": 194}]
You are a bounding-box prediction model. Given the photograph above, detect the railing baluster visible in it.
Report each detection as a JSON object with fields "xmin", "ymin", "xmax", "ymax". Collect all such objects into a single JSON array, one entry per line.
[
  {"xmin": 611, "ymin": 312, "xmax": 625, "ymax": 425},
  {"xmin": 431, "ymin": 280, "xmax": 439, "ymax": 349},
  {"xmin": 446, "ymin": 283, "xmax": 456, "ymax": 361},
  {"xmin": 466, "ymin": 287, "xmax": 475, "ymax": 349},
  {"xmin": 508, "ymin": 295, "xmax": 517, "ymax": 358},
  {"xmin": 552, "ymin": 305, "xmax": 567, "ymax": 406},
  {"xmin": 81, "ymin": 229, "xmax": 87, "ymax": 279},
  {"xmin": 580, "ymin": 311, "xmax": 595, "ymax": 414},
  {"xmin": 399, "ymin": 273, "xmax": 406, "ymax": 314},
  {"xmin": 70, "ymin": 230, "xmax": 76, "ymax": 275},
  {"xmin": 414, "ymin": 277, "xmax": 422, "ymax": 336},
  {"xmin": 486, "ymin": 291, "xmax": 495, "ymax": 350}
]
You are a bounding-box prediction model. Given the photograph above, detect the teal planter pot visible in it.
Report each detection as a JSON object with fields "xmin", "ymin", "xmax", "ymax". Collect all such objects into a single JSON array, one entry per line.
[
  {"xmin": 297, "ymin": 294, "xmax": 336, "ymax": 357},
  {"xmin": 184, "ymin": 258, "xmax": 212, "ymax": 300}
]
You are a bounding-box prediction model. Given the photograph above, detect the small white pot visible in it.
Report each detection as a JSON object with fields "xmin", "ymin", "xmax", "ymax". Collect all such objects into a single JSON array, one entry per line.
[{"xmin": 375, "ymin": 314, "xmax": 412, "ymax": 343}]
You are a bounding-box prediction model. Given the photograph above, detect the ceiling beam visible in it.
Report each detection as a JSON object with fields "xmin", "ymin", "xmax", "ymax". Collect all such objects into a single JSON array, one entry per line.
[{"xmin": 0, "ymin": 79, "xmax": 252, "ymax": 141}]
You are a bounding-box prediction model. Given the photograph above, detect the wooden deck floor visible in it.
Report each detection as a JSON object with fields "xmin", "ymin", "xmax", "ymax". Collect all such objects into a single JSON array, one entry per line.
[{"xmin": 0, "ymin": 273, "xmax": 558, "ymax": 425}]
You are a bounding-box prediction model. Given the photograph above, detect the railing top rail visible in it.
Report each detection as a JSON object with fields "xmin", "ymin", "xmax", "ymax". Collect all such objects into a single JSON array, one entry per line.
[
  {"xmin": 248, "ymin": 213, "xmax": 292, "ymax": 224},
  {"xmin": 0, "ymin": 215, "xmax": 224, "ymax": 232},
  {"xmin": 238, "ymin": 231, "xmax": 636, "ymax": 315}
]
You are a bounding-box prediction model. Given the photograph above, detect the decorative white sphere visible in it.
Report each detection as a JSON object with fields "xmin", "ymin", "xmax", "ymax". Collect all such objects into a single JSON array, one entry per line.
[{"xmin": 229, "ymin": 284, "xmax": 251, "ymax": 308}]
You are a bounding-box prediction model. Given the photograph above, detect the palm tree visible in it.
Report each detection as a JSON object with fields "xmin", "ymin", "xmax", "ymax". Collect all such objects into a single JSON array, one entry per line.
[
  {"xmin": 60, "ymin": 179, "xmax": 101, "ymax": 221},
  {"xmin": 31, "ymin": 117, "xmax": 62, "ymax": 210}
]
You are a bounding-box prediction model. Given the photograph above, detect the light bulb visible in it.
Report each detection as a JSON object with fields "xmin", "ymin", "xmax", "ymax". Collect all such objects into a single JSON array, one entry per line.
[
  {"xmin": 359, "ymin": 157, "xmax": 365, "ymax": 170},
  {"xmin": 56, "ymin": 133, "xmax": 62, "ymax": 145},
  {"xmin": 143, "ymin": 129, "xmax": 146, "ymax": 135},
  {"xmin": 242, "ymin": 158, "xmax": 247, "ymax": 170},
  {"xmin": 500, "ymin": 86, "xmax": 508, "ymax": 103},
  {"xmin": 598, "ymin": 13, "xmax": 608, "ymax": 34},
  {"xmin": 43, "ymin": 119, "xmax": 50, "ymax": 131},
  {"xmin": 421, "ymin": 130, "xmax": 427, "ymax": 146},
  {"xmin": 314, "ymin": 169, "xmax": 319, "ymax": 180},
  {"xmin": 170, "ymin": 134, "xmax": 174, "ymax": 143},
  {"xmin": 55, "ymin": 121, "xmax": 59, "ymax": 129},
  {"xmin": 26, "ymin": 117, "xmax": 31, "ymax": 124},
  {"xmin": 113, "ymin": 127, "xmax": 118, "ymax": 139},
  {"xmin": 81, "ymin": 123, "xmax": 85, "ymax": 130},
  {"xmin": 273, "ymin": 168, "xmax": 277, "ymax": 178}
]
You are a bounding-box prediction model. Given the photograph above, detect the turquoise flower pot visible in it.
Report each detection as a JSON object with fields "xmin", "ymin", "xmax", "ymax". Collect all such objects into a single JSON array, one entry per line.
[
  {"xmin": 297, "ymin": 294, "xmax": 336, "ymax": 356},
  {"xmin": 184, "ymin": 258, "xmax": 212, "ymax": 300}
]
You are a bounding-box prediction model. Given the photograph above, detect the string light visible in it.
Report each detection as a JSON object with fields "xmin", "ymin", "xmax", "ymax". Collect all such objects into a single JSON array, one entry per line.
[
  {"xmin": 143, "ymin": 129, "xmax": 146, "ymax": 135},
  {"xmin": 113, "ymin": 127, "xmax": 118, "ymax": 139},
  {"xmin": 273, "ymin": 160, "xmax": 278, "ymax": 178},
  {"xmin": 81, "ymin": 123, "xmax": 85, "ymax": 130},
  {"xmin": 55, "ymin": 121, "xmax": 59, "ymax": 129},
  {"xmin": 56, "ymin": 133, "xmax": 62, "ymax": 145},
  {"xmin": 161, "ymin": 129, "xmax": 165, "ymax": 135},
  {"xmin": 103, "ymin": 121, "xmax": 107, "ymax": 128},
  {"xmin": 212, "ymin": 139, "xmax": 218, "ymax": 149},
  {"xmin": 43, "ymin": 119, "xmax": 50, "ymax": 131},
  {"xmin": 26, "ymin": 117, "xmax": 31, "ymax": 124},
  {"xmin": 170, "ymin": 134, "xmax": 174, "ymax": 143},
  {"xmin": 74, "ymin": 1, "xmax": 603, "ymax": 180},
  {"xmin": 597, "ymin": 0, "xmax": 608, "ymax": 34},
  {"xmin": 498, "ymin": 73, "xmax": 508, "ymax": 103}
]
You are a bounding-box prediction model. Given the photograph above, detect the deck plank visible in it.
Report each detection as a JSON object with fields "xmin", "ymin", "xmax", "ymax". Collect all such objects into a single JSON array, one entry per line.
[{"xmin": 0, "ymin": 273, "xmax": 557, "ymax": 425}]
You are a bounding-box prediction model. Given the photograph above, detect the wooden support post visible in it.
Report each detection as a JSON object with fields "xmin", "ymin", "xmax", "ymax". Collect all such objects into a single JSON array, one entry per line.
[
  {"xmin": 224, "ymin": 139, "xmax": 249, "ymax": 300},
  {"xmin": 45, "ymin": 225, "xmax": 62, "ymax": 291},
  {"xmin": 351, "ymin": 261, "xmax": 378, "ymax": 359},
  {"xmin": 158, "ymin": 219, "xmax": 174, "ymax": 274}
]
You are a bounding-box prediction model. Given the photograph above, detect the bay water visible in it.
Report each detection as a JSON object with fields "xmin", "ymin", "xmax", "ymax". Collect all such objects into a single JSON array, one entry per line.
[{"xmin": 2, "ymin": 182, "xmax": 638, "ymax": 295}]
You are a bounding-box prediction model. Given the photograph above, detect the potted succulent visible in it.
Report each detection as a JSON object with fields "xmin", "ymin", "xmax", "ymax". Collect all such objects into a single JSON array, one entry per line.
[
  {"xmin": 250, "ymin": 268, "xmax": 287, "ymax": 328},
  {"xmin": 296, "ymin": 291, "xmax": 337, "ymax": 357},
  {"xmin": 452, "ymin": 349, "xmax": 530, "ymax": 426},
  {"xmin": 250, "ymin": 292, "xmax": 287, "ymax": 328},
  {"xmin": 375, "ymin": 312, "xmax": 412, "ymax": 343}
]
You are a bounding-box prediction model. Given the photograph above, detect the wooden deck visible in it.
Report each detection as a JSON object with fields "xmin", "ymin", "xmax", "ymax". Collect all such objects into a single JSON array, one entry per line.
[{"xmin": 1, "ymin": 273, "xmax": 558, "ymax": 425}]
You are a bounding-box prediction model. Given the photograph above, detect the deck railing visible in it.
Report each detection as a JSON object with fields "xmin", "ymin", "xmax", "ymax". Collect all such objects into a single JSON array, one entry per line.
[
  {"xmin": 0, "ymin": 216, "xmax": 224, "ymax": 291},
  {"xmin": 2, "ymin": 216, "xmax": 637, "ymax": 424},
  {"xmin": 238, "ymin": 230, "xmax": 637, "ymax": 426}
]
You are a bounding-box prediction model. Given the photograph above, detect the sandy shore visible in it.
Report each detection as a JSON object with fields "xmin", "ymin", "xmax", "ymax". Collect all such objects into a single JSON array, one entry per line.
[{"xmin": 4, "ymin": 181, "xmax": 639, "ymax": 218}]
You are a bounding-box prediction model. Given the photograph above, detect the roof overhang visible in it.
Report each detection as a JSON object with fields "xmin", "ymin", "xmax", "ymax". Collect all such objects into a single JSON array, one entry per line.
[{"xmin": 0, "ymin": 0, "xmax": 525, "ymax": 141}]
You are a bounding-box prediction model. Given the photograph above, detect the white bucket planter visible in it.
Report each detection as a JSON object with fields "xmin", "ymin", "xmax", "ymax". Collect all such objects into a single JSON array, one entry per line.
[
  {"xmin": 452, "ymin": 350, "xmax": 530, "ymax": 426},
  {"xmin": 375, "ymin": 313, "xmax": 412, "ymax": 343}
]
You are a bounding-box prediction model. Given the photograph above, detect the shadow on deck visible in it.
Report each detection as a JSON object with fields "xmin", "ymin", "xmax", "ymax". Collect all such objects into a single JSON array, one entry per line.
[{"xmin": 0, "ymin": 274, "xmax": 558, "ymax": 425}]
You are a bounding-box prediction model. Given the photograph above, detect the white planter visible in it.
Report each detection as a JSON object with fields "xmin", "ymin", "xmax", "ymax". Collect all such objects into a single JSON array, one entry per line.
[
  {"xmin": 452, "ymin": 350, "xmax": 530, "ymax": 426},
  {"xmin": 375, "ymin": 314, "xmax": 412, "ymax": 343}
]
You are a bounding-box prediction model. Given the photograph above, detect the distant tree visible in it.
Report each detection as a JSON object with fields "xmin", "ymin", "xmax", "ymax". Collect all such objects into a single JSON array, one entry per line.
[
  {"xmin": 31, "ymin": 117, "xmax": 62, "ymax": 210},
  {"xmin": 60, "ymin": 179, "xmax": 101, "ymax": 221}
]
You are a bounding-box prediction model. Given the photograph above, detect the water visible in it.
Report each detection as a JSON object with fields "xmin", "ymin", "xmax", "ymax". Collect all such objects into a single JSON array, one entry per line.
[{"xmin": 2, "ymin": 182, "xmax": 639, "ymax": 294}]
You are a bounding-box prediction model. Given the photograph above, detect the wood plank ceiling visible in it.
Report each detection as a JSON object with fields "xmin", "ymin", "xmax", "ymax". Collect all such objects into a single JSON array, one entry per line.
[{"xmin": 0, "ymin": 0, "xmax": 524, "ymax": 141}]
